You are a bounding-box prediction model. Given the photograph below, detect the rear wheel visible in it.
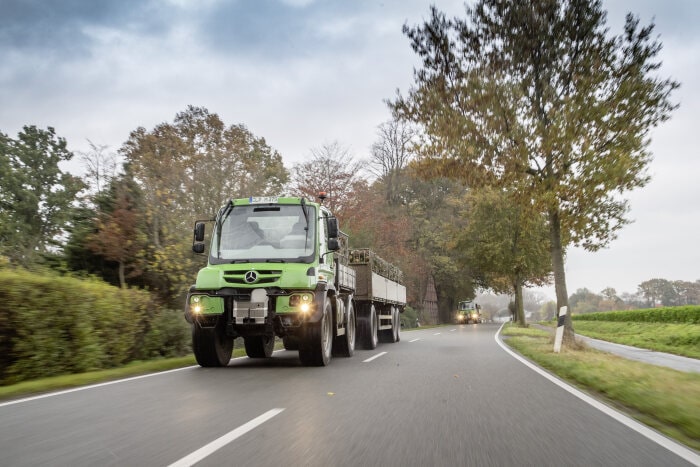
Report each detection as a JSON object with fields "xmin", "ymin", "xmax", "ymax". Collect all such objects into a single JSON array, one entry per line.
[
  {"xmin": 333, "ymin": 300, "xmax": 355, "ymax": 357},
  {"xmin": 244, "ymin": 335, "xmax": 275, "ymax": 358},
  {"xmin": 299, "ymin": 299, "xmax": 332, "ymax": 366},
  {"xmin": 357, "ymin": 304, "xmax": 378, "ymax": 350},
  {"xmin": 192, "ymin": 319, "xmax": 233, "ymax": 367},
  {"xmin": 282, "ymin": 336, "xmax": 299, "ymax": 351}
]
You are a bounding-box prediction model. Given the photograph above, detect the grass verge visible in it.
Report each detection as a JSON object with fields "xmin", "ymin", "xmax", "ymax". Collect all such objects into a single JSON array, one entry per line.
[
  {"xmin": 537, "ymin": 320, "xmax": 700, "ymax": 359},
  {"xmin": 501, "ymin": 324, "xmax": 700, "ymax": 451}
]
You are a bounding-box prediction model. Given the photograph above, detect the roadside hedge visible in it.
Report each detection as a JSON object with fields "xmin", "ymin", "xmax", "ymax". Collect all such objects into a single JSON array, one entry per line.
[
  {"xmin": 0, "ymin": 269, "xmax": 190, "ymax": 385},
  {"xmin": 572, "ymin": 306, "xmax": 700, "ymax": 324}
]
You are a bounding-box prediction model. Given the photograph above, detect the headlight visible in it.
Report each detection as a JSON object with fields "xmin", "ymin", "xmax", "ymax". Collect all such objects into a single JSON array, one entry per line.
[
  {"xmin": 191, "ymin": 296, "xmax": 202, "ymax": 313},
  {"xmin": 290, "ymin": 293, "xmax": 313, "ymax": 312}
]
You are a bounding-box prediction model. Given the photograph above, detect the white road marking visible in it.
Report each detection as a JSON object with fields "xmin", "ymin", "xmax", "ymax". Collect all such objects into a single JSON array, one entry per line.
[
  {"xmin": 409, "ymin": 338, "xmax": 421, "ymax": 343},
  {"xmin": 0, "ymin": 356, "xmax": 249, "ymax": 408},
  {"xmin": 450, "ymin": 329, "xmax": 456, "ymax": 332},
  {"xmin": 167, "ymin": 408, "xmax": 285, "ymax": 467},
  {"xmin": 0, "ymin": 365, "xmax": 199, "ymax": 408},
  {"xmin": 433, "ymin": 332, "xmax": 441, "ymax": 336},
  {"xmin": 363, "ymin": 352, "xmax": 387, "ymax": 362},
  {"xmin": 494, "ymin": 324, "xmax": 700, "ymax": 466}
]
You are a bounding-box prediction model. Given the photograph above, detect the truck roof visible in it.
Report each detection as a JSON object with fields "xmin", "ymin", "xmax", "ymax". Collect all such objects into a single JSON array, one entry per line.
[{"xmin": 230, "ymin": 196, "xmax": 320, "ymax": 208}]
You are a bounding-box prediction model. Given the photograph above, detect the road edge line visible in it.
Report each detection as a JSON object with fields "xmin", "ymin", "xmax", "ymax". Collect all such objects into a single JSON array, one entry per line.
[
  {"xmin": 494, "ymin": 323, "xmax": 700, "ymax": 465},
  {"xmin": 0, "ymin": 356, "xmax": 249, "ymax": 408}
]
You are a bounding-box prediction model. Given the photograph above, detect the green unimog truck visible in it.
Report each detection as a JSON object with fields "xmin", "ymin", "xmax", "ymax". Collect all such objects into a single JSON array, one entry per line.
[{"xmin": 184, "ymin": 195, "xmax": 406, "ymax": 367}]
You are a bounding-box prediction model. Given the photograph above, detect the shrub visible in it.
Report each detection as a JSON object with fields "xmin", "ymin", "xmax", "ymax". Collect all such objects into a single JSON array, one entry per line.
[
  {"xmin": 0, "ymin": 269, "xmax": 190, "ymax": 385},
  {"xmin": 572, "ymin": 306, "xmax": 700, "ymax": 324}
]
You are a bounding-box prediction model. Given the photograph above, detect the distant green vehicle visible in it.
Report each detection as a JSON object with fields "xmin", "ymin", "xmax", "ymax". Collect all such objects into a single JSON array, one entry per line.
[
  {"xmin": 456, "ymin": 300, "xmax": 482, "ymax": 324},
  {"xmin": 184, "ymin": 195, "xmax": 406, "ymax": 367}
]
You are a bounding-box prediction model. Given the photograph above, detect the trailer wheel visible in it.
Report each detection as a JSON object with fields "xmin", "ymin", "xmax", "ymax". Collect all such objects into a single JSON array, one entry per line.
[
  {"xmin": 299, "ymin": 299, "xmax": 332, "ymax": 366},
  {"xmin": 244, "ymin": 335, "xmax": 275, "ymax": 358},
  {"xmin": 393, "ymin": 306, "xmax": 401, "ymax": 342},
  {"xmin": 192, "ymin": 320, "xmax": 233, "ymax": 367},
  {"xmin": 358, "ymin": 304, "xmax": 379, "ymax": 350},
  {"xmin": 333, "ymin": 300, "xmax": 355, "ymax": 357},
  {"xmin": 381, "ymin": 306, "xmax": 400, "ymax": 343}
]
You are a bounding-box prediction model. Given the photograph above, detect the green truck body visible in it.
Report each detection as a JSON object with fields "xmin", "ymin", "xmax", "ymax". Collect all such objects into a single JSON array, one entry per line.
[
  {"xmin": 184, "ymin": 196, "xmax": 406, "ymax": 367},
  {"xmin": 456, "ymin": 300, "xmax": 482, "ymax": 324}
]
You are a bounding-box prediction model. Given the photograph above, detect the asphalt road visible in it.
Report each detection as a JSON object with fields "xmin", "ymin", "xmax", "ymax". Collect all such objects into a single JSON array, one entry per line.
[{"xmin": 1, "ymin": 323, "xmax": 697, "ymax": 466}]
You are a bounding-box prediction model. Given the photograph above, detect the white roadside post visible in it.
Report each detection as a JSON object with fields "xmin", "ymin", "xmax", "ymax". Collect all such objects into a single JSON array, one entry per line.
[{"xmin": 553, "ymin": 306, "xmax": 568, "ymax": 353}]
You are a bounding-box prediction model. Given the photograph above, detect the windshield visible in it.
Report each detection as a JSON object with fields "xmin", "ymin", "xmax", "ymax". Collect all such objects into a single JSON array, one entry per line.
[{"xmin": 210, "ymin": 204, "xmax": 316, "ymax": 264}]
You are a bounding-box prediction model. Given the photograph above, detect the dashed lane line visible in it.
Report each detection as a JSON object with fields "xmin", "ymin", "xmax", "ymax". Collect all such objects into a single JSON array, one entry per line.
[
  {"xmin": 167, "ymin": 408, "xmax": 285, "ymax": 467},
  {"xmin": 363, "ymin": 352, "xmax": 387, "ymax": 363}
]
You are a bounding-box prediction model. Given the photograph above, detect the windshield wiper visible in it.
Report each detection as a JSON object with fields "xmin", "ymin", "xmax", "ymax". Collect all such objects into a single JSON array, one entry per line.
[
  {"xmin": 300, "ymin": 198, "xmax": 310, "ymax": 250},
  {"xmin": 230, "ymin": 259, "xmax": 250, "ymax": 264},
  {"xmin": 216, "ymin": 201, "xmax": 234, "ymax": 259},
  {"xmin": 266, "ymin": 259, "xmax": 286, "ymax": 263}
]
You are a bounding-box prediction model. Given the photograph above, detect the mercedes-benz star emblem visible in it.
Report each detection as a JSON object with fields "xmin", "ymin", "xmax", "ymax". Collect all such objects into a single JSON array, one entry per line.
[{"xmin": 244, "ymin": 271, "xmax": 258, "ymax": 284}]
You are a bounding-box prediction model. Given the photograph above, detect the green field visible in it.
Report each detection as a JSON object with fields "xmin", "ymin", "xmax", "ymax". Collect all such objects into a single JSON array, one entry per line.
[
  {"xmin": 541, "ymin": 307, "xmax": 700, "ymax": 359},
  {"xmin": 571, "ymin": 321, "xmax": 700, "ymax": 359}
]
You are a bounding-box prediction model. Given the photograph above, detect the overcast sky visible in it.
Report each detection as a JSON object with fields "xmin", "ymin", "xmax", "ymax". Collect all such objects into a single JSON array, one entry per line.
[{"xmin": 1, "ymin": 0, "xmax": 698, "ymax": 299}]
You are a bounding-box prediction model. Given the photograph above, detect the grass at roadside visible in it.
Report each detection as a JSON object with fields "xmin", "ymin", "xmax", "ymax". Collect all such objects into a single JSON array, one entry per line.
[
  {"xmin": 570, "ymin": 321, "xmax": 700, "ymax": 359},
  {"xmin": 501, "ymin": 324, "xmax": 700, "ymax": 451},
  {"xmin": 538, "ymin": 320, "xmax": 700, "ymax": 359}
]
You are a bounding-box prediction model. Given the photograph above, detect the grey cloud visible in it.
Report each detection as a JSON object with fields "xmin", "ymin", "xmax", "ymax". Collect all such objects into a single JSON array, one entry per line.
[{"xmin": 0, "ymin": 0, "xmax": 171, "ymax": 56}]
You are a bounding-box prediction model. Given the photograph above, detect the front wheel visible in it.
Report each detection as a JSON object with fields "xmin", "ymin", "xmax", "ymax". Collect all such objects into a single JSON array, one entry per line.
[
  {"xmin": 299, "ymin": 299, "xmax": 333, "ymax": 366},
  {"xmin": 192, "ymin": 319, "xmax": 233, "ymax": 367}
]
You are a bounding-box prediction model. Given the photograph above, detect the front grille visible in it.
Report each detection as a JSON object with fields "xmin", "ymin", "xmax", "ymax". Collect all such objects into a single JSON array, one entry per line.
[
  {"xmin": 197, "ymin": 315, "xmax": 219, "ymax": 328},
  {"xmin": 223, "ymin": 270, "xmax": 283, "ymax": 285}
]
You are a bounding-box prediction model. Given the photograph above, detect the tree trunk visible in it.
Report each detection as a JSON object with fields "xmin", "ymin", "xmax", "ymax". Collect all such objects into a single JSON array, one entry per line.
[
  {"xmin": 118, "ymin": 261, "xmax": 126, "ymax": 289},
  {"xmin": 514, "ymin": 279, "xmax": 526, "ymax": 326},
  {"xmin": 548, "ymin": 208, "xmax": 575, "ymax": 343}
]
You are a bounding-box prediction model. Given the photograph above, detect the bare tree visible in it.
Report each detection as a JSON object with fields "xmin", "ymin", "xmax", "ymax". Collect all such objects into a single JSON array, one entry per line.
[
  {"xmin": 79, "ymin": 140, "xmax": 118, "ymax": 197},
  {"xmin": 369, "ymin": 120, "xmax": 416, "ymax": 205},
  {"xmin": 288, "ymin": 141, "xmax": 364, "ymax": 218}
]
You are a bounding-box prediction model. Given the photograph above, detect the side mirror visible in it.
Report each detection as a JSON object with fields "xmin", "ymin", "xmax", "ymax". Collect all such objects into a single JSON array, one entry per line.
[
  {"xmin": 327, "ymin": 217, "xmax": 339, "ymax": 239},
  {"xmin": 328, "ymin": 238, "xmax": 340, "ymax": 251},
  {"xmin": 192, "ymin": 243, "xmax": 206, "ymax": 254},
  {"xmin": 194, "ymin": 222, "xmax": 206, "ymax": 242}
]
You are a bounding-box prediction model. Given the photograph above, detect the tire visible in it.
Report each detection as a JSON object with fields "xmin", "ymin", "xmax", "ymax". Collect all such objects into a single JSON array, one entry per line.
[
  {"xmin": 244, "ymin": 335, "xmax": 275, "ymax": 358},
  {"xmin": 299, "ymin": 299, "xmax": 333, "ymax": 366},
  {"xmin": 357, "ymin": 304, "xmax": 378, "ymax": 350},
  {"xmin": 393, "ymin": 307, "xmax": 401, "ymax": 342},
  {"xmin": 283, "ymin": 336, "xmax": 299, "ymax": 351},
  {"xmin": 192, "ymin": 319, "xmax": 233, "ymax": 367},
  {"xmin": 333, "ymin": 299, "xmax": 355, "ymax": 358},
  {"xmin": 380, "ymin": 306, "xmax": 400, "ymax": 343}
]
